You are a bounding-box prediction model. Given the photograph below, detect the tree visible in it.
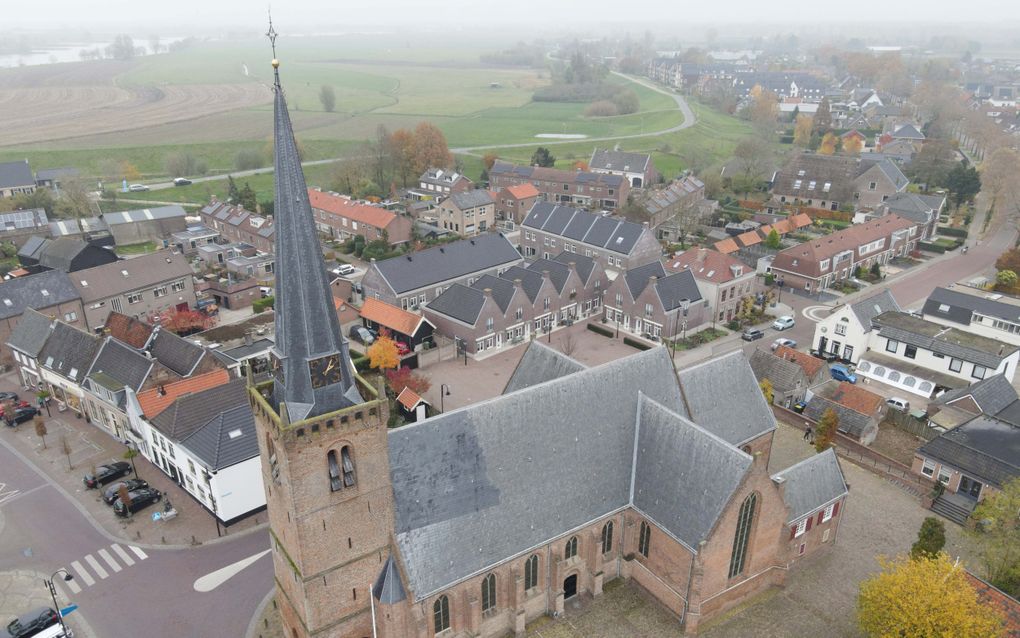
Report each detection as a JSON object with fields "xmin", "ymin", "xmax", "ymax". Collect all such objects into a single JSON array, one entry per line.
[
  {"xmin": 238, "ymin": 182, "xmax": 257, "ymax": 212},
  {"xmin": 764, "ymin": 229, "xmax": 782, "ymax": 249},
  {"xmin": 815, "ymin": 408, "xmax": 838, "ymax": 453},
  {"xmin": 227, "ymin": 175, "xmax": 241, "ymax": 203},
  {"xmin": 731, "ymin": 136, "xmax": 774, "ymax": 198},
  {"xmin": 531, "ymin": 147, "xmax": 556, "ymax": 168},
  {"xmin": 760, "ymin": 378, "xmax": 774, "ymax": 405},
  {"xmin": 746, "ymin": 85, "xmax": 779, "ymax": 138},
  {"xmin": 969, "ymin": 477, "xmax": 1020, "ymax": 597},
  {"xmin": 841, "ymin": 134, "xmax": 863, "ymax": 155},
  {"xmin": 997, "ymin": 269, "xmax": 1018, "ymax": 288},
  {"xmin": 818, "ymin": 132, "xmax": 838, "ymax": 155},
  {"xmin": 412, "ymin": 122, "xmax": 453, "ymax": 175},
  {"xmin": 117, "ymin": 484, "xmax": 132, "ymax": 514},
  {"xmin": 165, "ymin": 152, "xmax": 205, "ymax": 178},
  {"xmin": 34, "ymin": 416, "xmax": 47, "ymax": 449},
  {"xmin": 813, "ymin": 97, "xmax": 832, "ymax": 133},
  {"xmin": 235, "ymin": 148, "xmax": 265, "ymax": 171},
  {"xmin": 482, "ymin": 154, "xmax": 499, "ymax": 170},
  {"xmin": 319, "ymin": 85, "xmax": 337, "ymax": 113},
  {"xmin": 946, "ymin": 164, "xmax": 982, "ymax": 209},
  {"xmin": 793, "ymin": 114, "xmax": 814, "ymax": 148},
  {"xmin": 384, "ymin": 366, "xmax": 432, "ymax": 396},
  {"xmin": 119, "ymin": 161, "xmax": 140, "ymax": 182},
  {"xmin": 60, "ymin": 434, "xmax": 73, "ymax": 470},
  {"xmin": 107, "ymin": 34, "xmax": 136, "ymax": 61},
  {"xmin": 911, "ymin": 517, "xmax": 947, "ymax": 559},
  {"xmin": 870, "ymin": 262, "xmax": 881, "ymax": 279},
  {"xmin": 389, "ymin": 129, "xmax": 416, "ymax": 187},
  {"xmin": 123, "ymin": 447, "xmax": 139, "ymax": 477},
  {"xmin": 158, "ymin": 307, "xmax": 213, "ymax": 336},
  {"xmin": 367, "ymin": 333, "xmax": 400, "ymax": 370},
  {"xmin": 857, "ymin": 554, "xmax": 1005, "ymax": 638},
  {"xmin": 907, "ymin": 139, "xmax": 957, "ymax": 188},
  {"xmin": 666, "ymin": 199, "xmax": 702, "ymax": 248},
  {"xmin": 981, "ymin": 147, "xmax": 1020, "ymax": 203},
  {"xmin": 995, "ymin": 248, "xmax": 1020, "ymax": 276}
]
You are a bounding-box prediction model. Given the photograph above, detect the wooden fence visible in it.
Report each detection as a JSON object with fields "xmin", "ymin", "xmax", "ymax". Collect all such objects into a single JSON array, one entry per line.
[{"xmin": 883, "ymin": 409, "xmax": 942, "ymax": 441}]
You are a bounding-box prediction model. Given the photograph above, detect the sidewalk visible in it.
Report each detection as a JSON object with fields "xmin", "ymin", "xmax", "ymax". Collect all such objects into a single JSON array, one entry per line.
[{"xmin": 0, "ymin": 372, "xmax": 264, "ymax": 549}]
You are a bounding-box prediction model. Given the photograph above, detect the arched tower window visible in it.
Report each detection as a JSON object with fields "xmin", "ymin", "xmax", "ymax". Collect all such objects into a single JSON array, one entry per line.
[
  {"xmin": 601, "ymin": 521, "xmax": 614, "ymax": 554},
  {"xmin": 564, "ymin": 536, "xmax": 578, "ymax": 560},
  {"xmin": 327, "ymin": 450, "xmax": 342, "ymax": 492},
  {"xmin": 524, "ymin": 555, "xmax": 539, "ymax": 591},
  {"xmin": 728, "ymin": 493, "xmax": 757, "ymax": 578},
  {"xmin": 340, "ymin": 446, "xmax": 356, "ymax": 487},
  {"xmin": 481, "ymin": 573, "xmax": 496, "ymax": 612},
  {"xmin": 638, "ymin": 521, "xmax": 651, "ymax": 557},
  {"xmin": 433, "ymin": 595, "xmax": 450, "ymax": 633}
]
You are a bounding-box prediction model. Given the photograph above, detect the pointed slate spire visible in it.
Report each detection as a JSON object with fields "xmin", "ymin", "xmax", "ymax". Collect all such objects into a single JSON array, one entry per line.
[
  {"xmin": 372, "ymin": 555, "xmax": 407, "ymax": 604},
  {"xmin": 268, "ymin": 27, "xmax": 361, "ymax": 422}
]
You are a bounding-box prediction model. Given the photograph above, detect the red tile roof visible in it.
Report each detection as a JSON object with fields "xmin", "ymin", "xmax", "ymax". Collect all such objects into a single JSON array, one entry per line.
[
  {"xmin": 307, "ymin": 189, "xmax": 398, "ymax": 230},
  {"xmin": 504, "ymin": 183, "xmax": 540, "ymax": 199},
  {"xmin": 135, "ymin": 368, "xmax": 231, "ymax": 418},
  {"xmin": 104, "ymin": 312, "xmax": 153, "ymax": 349},
  {"xmin": 665, "ymin": 248, "xmax": 750, "ymax": 284},
  {"xmin": 828, "ymin": 381, "xmax": 884, "ymax": 415},
  {"xmin": 790, "ymin": 213, "xmax": 813, "ymax": 228},
  {"xmin": 772, "ymin": 214, "xmax": 916, "ymax": 279},
  {"xmin": 737, "ymin": 230, "xmax": 762, "ymax": 246},
  {"xmin": 714, "ymin": 238, "xmax": 739, "ymax": 254},
  {"xmin": 966, "ymin": 571, "xmax": 1020, "ymax": 636},
  {"xmin": 359, "ymin": 297, "xmax": 425, "ymax": 337},
  {"xmin": 774, "ymin": 345, "xmax": 825, "ymax": 378},
  {"xmin": 772, "ymin": 219, "xmax": 794, "ymax": 234},
  {"xmin": 396, "ymin": 387, "xmax": 427, "ymax": 411}
]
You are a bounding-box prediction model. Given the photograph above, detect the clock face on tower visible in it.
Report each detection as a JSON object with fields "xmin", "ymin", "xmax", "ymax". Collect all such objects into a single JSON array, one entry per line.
[{"xmin": 308, "ymin": 354, "xmax": 342, "ymax": 389}]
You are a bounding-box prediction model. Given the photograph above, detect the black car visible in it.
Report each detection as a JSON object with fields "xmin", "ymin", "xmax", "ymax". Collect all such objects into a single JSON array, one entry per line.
[
  {"xmin": 173, "ymin": 177, "xmax": 192, "ymax": 186},
  {"xmin": 113, "ymin": 487, "xmax": 162, "ymax": 517},
  {"xmin": 83, "ymin": 462, "xmax": 132, "ymax": 489},
  {"xmin": 0, "ymin": 391, "xmax": 19, "ymax": 403},
  {"xmin": 102, "ymin": 478, "xmax": 149, "ymax": 505},
  {"xmin": 3, "ymin": 607, "xmax": 59, "ymax": 638},
  {"xmin": 9, "ymin": 406, "xmax": 39, "ymax": 425},
  {"xmin": 741, "ymin": 328, "xmax": 765, "ymax": 341}
]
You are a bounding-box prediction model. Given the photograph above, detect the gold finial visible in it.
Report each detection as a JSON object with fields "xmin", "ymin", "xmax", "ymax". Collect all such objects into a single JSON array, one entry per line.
[{"xmin": 272, "ymin": 59, "xmax": 280, "ymax": 68}]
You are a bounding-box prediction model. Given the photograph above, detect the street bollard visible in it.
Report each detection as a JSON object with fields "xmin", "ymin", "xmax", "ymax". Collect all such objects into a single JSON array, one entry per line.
[{"xmin": 161, "ymin": 535, "xmax": 165, "ymax": 544}]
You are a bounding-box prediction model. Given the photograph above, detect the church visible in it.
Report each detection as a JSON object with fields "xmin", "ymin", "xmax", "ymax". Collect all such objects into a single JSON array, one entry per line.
[{"xmin": 252, "ymin": 44, "xmax": 848, "ymax": 638}]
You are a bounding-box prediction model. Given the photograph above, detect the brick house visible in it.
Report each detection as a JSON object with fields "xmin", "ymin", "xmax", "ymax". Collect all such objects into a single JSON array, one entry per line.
[
  {"xmin": 416, "ymin": 168, "xmax": 473, "ymax": 201},
  {"xmin": 749, "ymin": 345, "xmax": 828, "ymax": 408},
  {"xmin": 589, "ymin": 149, "xmax": 656, "ymax": 188},
  {"xmin": 770, "ymin": 214, "xmax": 919, "ymax": 293},
  {"xmin": 642, "ymin": 175, "xmax": 713, "ymax": 241},
  {"xmin": 6, "ymin": 308, "xmax": 55, "ymax": 389},
  {"xmin": 361, "ymin": 233, "xmax": 523, "ymax": 310},
  {"xmin": 770, "ymin": 153, "xmax": 908, "ymax": 212},
  {"xmin": 665, "ymin": 248, "xmax": 758, "ymax": 324},
  {"xmin": 877, "ymin": 192, "xmax": 945, "ymax": 240},
  {"xmin": 436, "ymin": 190, "xmax": 496, "ymax": 236},
  {"xmin": 0, "ymin": 269, "xmax": 84, "ymax": 366},
  {"xmin": 804, "ymin": 380, "xmax": 886, "ymax": 445},
  {"xmin": 495, "ymin": 183, "xmax": 542, "ymax": 225},
  {"xmin": 602, "ymin": 261, "xmax": 707, "ymax": 341},
  {"xmin": 520, "ymin": 203, "xmax": 661, "ymax": 275},
  {"xmin": 307, "ymin": 189, "xmax": 412, "ymax": 246},
  {"xmin": 199, "ymin": 202, "xmax": 275, "ymax": 253},
  {"xmin": 489, "ymin": 160, "xmax": 629, "ymax": 210}
]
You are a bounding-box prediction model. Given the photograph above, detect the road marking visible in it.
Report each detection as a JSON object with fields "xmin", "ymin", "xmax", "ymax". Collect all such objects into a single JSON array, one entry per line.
[
  {"xmin": 803, "ymin": 305, "xmax": 830, "ymax": 322},
  {"xmin": 0, "ymin": 483, "xmax": 48, "ymax": 507},
  {"xmin": 129, "ymin": 545, "xmax": 148, "ymax": 560},
  {"xmin": 61, "ymin": 574, "xmax": 82, "ymax": 594},
  {"xmin": 193, "ymin": 549, "xmax": 271, "ymax": 593},
  {"xmin": 111, "ymin": 544, "xmax": 135, "ymax": 566},
  {"xmin": 0, "ymin": 482, "xmax": 20, "ymax": 506},
  {"xmin": 84, "ymin": 554, "xmax": 108, "ymax": 579},
  {"xmin": 70, "ymin": 561, "xmax": 94, "ymax": 587},
  {"xmin": 98, "ymin": 548, "xmax": 121, "ymax": 572}
]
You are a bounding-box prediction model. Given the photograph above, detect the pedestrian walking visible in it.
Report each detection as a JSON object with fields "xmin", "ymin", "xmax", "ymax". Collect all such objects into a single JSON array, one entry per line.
[{"xmin": 803, "ymin": 425, "xmax": 812, "ymax": 441}]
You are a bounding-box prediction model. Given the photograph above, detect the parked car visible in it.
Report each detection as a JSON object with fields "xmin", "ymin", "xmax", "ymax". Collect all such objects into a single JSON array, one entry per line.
[
  {"xmin": 3, "ymin": 607, "xmax": 59, "ymax": 638},
  {"xmin": 8, "ymin": 406, "xmax": 39, "ymax": 425},
  {"xmin": 127, "ymin": 183, "xmax": 149, "ymax": 192},
  {"xmin": 772, "ymin": 316, "xmax": 796, "ymax": 331},
  {"xmin": 102, "ymin": 478, "xmax": 149, "ymax": 505},
  {"xmin": 0, "ymin": 400, "xmax": 32, "ymax": 419},
  {"xmin": 113, "ymin": 487, "xmax": 162, "ymax": 517},
  {"xmin": 82, "ymin": 462, "xmax": 132, "ymax": 489},
  {"xmin": 810, "ymin": 349, "xmax": 840, "ymax": 362},
  {"xmin": 771, "ymin": 338, "xmax": 797, "ymax": 351},
  {"xmin": 348, "ymin": 325, "xmax": 375, "ymax": 345},
  {"xmin": 396, "ymin": 342, "xmax": 411, "ymax": 356},
  {"xmin": 333, "ymin": 263, "xmax": 355, "ymax": 276},
  {"xmin": 741, "ymin": 328, "xmax": 765, "ymax": 341},
  {"xmin": 792, "ymin": 401, "xmax": 807, "ymax": 414},
  {"xmin": 886, "ymin": 397, "xmax": 911, "ymax": 413},
  {"xmin": 0, "ymin": 391, "xmax": 19, "ymax": 402},
  {"xmin": 830, "ymin": 364, "xmax": 857, "ymax": 384},
  {"xmin": 172, "ymin": 177, "xmax": 192, "ymax": 186}
]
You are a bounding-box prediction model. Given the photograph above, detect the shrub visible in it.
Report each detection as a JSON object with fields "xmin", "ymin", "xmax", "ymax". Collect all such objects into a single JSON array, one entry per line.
[
  {"xmin": 235, "ymin": 148, "xmax": 265, "ymax": 171},
  {"xmin": 623, "ymin": 336, "xmax": 651, "ymax": 350},
  {"xmin": 610, "ymin": 89, "xmax": 639, "ymax": 115},
  {"xmin": 253, "ymin": 296, "xmax": 275, "ymax": 313},
  {"xmin": 587, "ymin": 322, "xmax": 614, "ymax": 337},
  {"xmin": 918, "ymin": 241, "xmax": 947, "ymax": 254},
  {"xmin": 937, "ymin": 226, "xmax": 969, "ymax": 238},
  {"xmin": 727, "ymin": 320, "xmax": 741, "ymax": 331},
  {"xmin": 584, "ymin": 100, "xmax": 619, "ymax": 117}
]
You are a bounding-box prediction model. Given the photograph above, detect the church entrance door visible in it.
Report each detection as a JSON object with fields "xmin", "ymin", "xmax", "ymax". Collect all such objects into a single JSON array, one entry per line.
[{"xmin": 563, "ymin": 574, "xmax": 577, "ymax": 599}]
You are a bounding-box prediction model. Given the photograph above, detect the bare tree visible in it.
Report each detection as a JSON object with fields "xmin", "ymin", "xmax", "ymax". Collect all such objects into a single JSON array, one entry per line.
[
  {"xmin": 666, "ymin": 198, "xmax": 703, "ymax": 248},
  {"xmin": 731, "ymin": 137, "xmax": 775, "ymax": 199},
  {"xmin": 34, "ymin": 416, "xmax": 47, "ymax": 449},
  {"xmin": 61, "ymin": 434, "xmax": 73, "ymax": 470},
  {"xmin": 560, "ymin": 332, "xmax": 577, "ymax": 357}
]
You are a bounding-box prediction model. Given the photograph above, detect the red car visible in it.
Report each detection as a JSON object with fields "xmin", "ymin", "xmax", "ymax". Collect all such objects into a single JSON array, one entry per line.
[
  {"xmin": 0, "ymin": 400, "xmax": 31, "ymax": 418},
  {"xmin": 396, "ymin": 342, "xmax": 411, "ymax": 356}
]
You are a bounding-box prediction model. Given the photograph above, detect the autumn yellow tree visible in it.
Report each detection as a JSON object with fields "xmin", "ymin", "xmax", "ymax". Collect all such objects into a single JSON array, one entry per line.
[
  {"xmin": 815, "ymin": 408, "xmax": 838, "ymax": 453},
  {"xmin": 759, "ymin": 378, "xmax": 774, "ymax": 405},
  {"xmin": 793, "ymin": 114, "xmax": 813, "ymax": 148},
  {"xmin": 857, "ymin": 554, "xmax": 1005, "ymax": 638},
  {"xmin": 747, "ymin": 85, "xmax": 779, "ymax": 138},
  {"xmin": 482, "ymin": 153, "xmax": 499, "ymax": 170},
  {"xmin": 367, "ymin": 333, "xmax": 400, "ymax": 370},
  {"xmin": 818, "ymin": 132, "xmax": 838, "ymax": 155},
  {"xmin": 412, "ymin": 122, "xmax": 453, "ymax": 176},
  {"xmin": 119, "ymin": 161, "xmax": 141, "ymax": 182},
  {"xmin": 841, "ymin": 134, "xmax": 863, "ymax": 155}
]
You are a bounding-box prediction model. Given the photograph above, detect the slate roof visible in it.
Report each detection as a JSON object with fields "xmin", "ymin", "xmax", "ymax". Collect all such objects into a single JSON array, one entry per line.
[
  {"xmin": 589, "ymin": 149, "xmax": 651, "ymax": 173},
  {"xmin": 147, "ymin": 328, "xmax": 206, "ymax": 377},
  {"xmin": 624, "ymin": 261, "xmax": 667, "ymax": 298},
  {"xmin": 490, "ymin": 161, "xmax": 625, "ymax": 189},
  {"xmin": 891, "ymin": 123, "xmax": 925, "ymax": 140},
  {"xmin": 923, "ymin": 286, "xmax": 1020, "ymax": 327},
  {"xmin": 17, "ymin": 235, "xmax": 48, "ymax": 262},
  {"xmin": 552, "ymin": 251, "xmax": 596, "ymax": 284},
  {"xmin": 526, "ymin": 258, "xmax": 571, "ymax": 294},
  {"xmin": 749, "ymin": 348, "xmax": 805, "ymax": 392},
  {"xmin": 503, "ymin": 340, "xmax": 586, "ymax": 394},
  {"xmin": 498, "ymin": 266, "xmax": 544, "ymax": 303},
  {"xmin": 40, "ymin": 238, "xmax": 102, "ymax": 271},
  {"xmin": 448, "ymin": 190, "xmax": 495, "ymax": 210},
  {"xmin": 179, "ymin": 402, "xmax": 259, "ymax": 471},
  {"xmin": 656, "ymin": 270, "xmax": 703, "ymax": 312},
  {"xmin": 73, "ymin": 251, "xmax": 193, "ymax": 303},
  {"xmin": 873, "ymin": 311, "xmax": 1018, "ymax": 368},
  {"xmin": 772, "ymin": 448, "xmax": 847, "ymax": 523},
  {"xmin": 865, "ymin": 157, "xmax": 909, "ymax": 191},
  {"xmin": 0, "ymin": 160, "xmax": 35, "ymax": 189},
  {"xmin": 850, "ymin": 290, "xmax": 901, "ymax": 329},
  {"xmin": 883, "ymin": 192, "xmax": 944, "ymax": 226},
  {"xmin": 424, "ymin": 283, "xmax": 489, "ymax": 325},
  {"xmin": 372, "ymin": 556, "xmax": 407, "ymax": 605},
  {"xmin": 86, "ymin": 338, "xmax": 154, "ymax": 392},
  {"xmin": 151, "ymin": 378, "xmax": 249, "ymax": 442},
  {"xmin": 919, "ymin": 415, "xmax": 1020, "ymax": 488},
  {"xmin": 804, "ymin": 396, "xmax": 873, "ymax": 439},
  {"xmin": 935, "ymin": 374, "xmax": 1019, "ymax": 417},
  {"xmin": 0, "ymin": 270, "xmax": 80, "ymax": 320},
  {"xmin": 6, "ymin": 308, "xmax": 53, "ymax": 357},
  {"xmin": 522, "ymin": 203, "xmax": 646, "ymax": 255},
  {"xmin": 38, "ymin": 321, "xmax": 100, "ymax": 384},
  {"xmin": 372, "ymin": 234, "xmax": 522, "ymax": 295},
  {"xmin": 102, "ymin": 205, "xmax": 186, "ymax": 226}
]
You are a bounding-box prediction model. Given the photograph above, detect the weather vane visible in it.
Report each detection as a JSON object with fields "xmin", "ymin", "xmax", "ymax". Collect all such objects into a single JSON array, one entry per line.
[{"xmin": 267, "ymin": 8, "xmax": 278, "ymax": 60}]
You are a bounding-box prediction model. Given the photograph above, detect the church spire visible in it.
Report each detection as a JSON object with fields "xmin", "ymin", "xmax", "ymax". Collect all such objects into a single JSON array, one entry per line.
[{"xmin": 267, "ymin": 23, "xmax": 361, "ymax": 422}]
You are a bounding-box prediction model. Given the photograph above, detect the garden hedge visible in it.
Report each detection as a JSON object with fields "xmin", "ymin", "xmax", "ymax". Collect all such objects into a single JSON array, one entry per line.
[
  {"xmin": 918, "ymin": 241, "xmax": 947, "ymax": 254},
  {"xmin": 623, "ymin": 336, "xmax": 652, "ymax": 351},
  {"xmin": 587, "ymin": 323, "xmax": 614, "ymax": 337},
  {"xmin": 937, "ymin": 226, "xmax": 969, "ymax": 238}
]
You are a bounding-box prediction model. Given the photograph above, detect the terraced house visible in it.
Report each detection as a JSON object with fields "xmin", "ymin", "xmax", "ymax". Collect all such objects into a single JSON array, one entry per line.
[
  {"xmin": 199, "ymin": 201, "xmax": 276, "ymax": 253},
  {"xmin": 307, "ymin": 188, "xmax": 412, "ymax": 246},
  {"xmin": 602, "ymin": 261, "xmax": 707, "ymax": 341},
  {"xmin": 489, "ymin": 160, "xmax": 629, "ymax": 210}
]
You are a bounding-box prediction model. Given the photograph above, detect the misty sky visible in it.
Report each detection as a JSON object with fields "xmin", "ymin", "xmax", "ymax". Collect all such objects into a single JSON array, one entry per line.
[{"xmin": 6, "ymin": 0, "xmax": 1020, "ymax": 31}]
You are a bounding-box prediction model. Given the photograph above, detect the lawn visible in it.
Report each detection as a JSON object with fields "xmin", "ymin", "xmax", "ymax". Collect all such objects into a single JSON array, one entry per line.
[{"xmin": 114, "ymin": 241, "xmax": 158, "ymax": 256}]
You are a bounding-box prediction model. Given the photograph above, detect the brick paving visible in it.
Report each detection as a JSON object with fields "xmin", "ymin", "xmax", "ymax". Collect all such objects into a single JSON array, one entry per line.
[{"xmin": 0, "ymin": 371, "xmax": 264, "ymax": 548}]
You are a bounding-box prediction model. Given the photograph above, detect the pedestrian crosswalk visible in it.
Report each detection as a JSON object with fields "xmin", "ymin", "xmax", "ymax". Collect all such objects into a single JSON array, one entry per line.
[{"xmin": 58, "ymin": 544, "xmax": 148, "ymax": 596}]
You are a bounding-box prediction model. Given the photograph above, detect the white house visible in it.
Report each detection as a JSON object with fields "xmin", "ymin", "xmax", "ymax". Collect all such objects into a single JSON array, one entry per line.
[
  {"xmin": 922, "ymin": 286, "xmax": 1020, "ymax": 347},
  {"xmin": 811, "ymin": 290, "xmax": 900, "ymax": 363},
  {"xmin": 856, "ymin": 311, "xmax": 1020, "ymax": 398}
]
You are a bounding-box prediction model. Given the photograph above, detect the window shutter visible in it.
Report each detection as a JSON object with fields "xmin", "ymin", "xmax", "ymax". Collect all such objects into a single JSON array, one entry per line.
[
  {"xmin": 806, "ymin": 516, "xmax": 813, "ymax": 532},
  {"xmin": 832, "ymin": 501, "xmax": 840, "ymax": 517},
  {"xmin": 790, "ymin": 524, "xmax": 796, "ymax": 540}
]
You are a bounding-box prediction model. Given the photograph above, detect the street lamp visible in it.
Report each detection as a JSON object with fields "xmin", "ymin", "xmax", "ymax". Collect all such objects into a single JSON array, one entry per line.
[
  {"xmin": 775, "ymin": 277, "xmax": 785, "ymax": 305},
  {"xmin": 440, "ymin": 384, "xmax": 451, "ymax": 413},
  {"xmin": 672, "ymin": 298, "xmax": 690, "ymax": 362},
  {"xmin": 45, "ymin": 569, "xmax": 74, "ymax": 635}
]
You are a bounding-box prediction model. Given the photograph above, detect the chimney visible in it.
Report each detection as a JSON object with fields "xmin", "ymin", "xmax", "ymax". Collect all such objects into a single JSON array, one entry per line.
[
  {"xmin": 697, "ymin": 248, "xmax": 707, "ymax": 263},
  {"xmin": 157, "ymin": 384, "xmax": 166, "ymax": 397},
  {"xmin": 244, "ymin": 331, "xmax": 253, "ymax": 347}
]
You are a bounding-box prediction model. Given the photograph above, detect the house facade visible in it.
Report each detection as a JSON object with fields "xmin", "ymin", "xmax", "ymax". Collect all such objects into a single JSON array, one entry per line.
[
  {"xmin": 666, "ymin": 248, "xmax": 758, "ymax": 324},
  {"xmin": 495, "ymin": 184, "xmax": 542, "ymax": 225},
  {"xmin": 308, "ymin": 189, "xmax": 412, "ymax": 246},
  {"xmin": 749, "ymin": 345, "xmax": 828, "ymax": 408},
  {"xmin": 36, "ymin": 320, "xmax": 102, "ymax": 417},
  {"xmin": 199, "ymin": 202, "xmax": 275, "ymax": 253},
  {"xmin": 6, "ymin": 308, "xmax": 54, "ymax": 389},
  {"xmin": 0, "ymin": 160, "xmax": 37, "ymax": 198},
  {"xmin": 922, "ymin": 286, "xmax": 1020, "ymax": 347},
  {"xmin": 489, "ymin": 160, "xmax": 629, "ymax": 210},
  {"xmin": 602, "ymin": 261, "xmax": 707, "ymax": 341},
  {"xmin": 417, "ymin": 168, "xmax": 473, "ymax": 200},
  {"xmin": 589, "ymin": 149, "xmax": 655, "ymax": 188},
  {"xmin": 0, "ymin": 269, "xmax": 84, "ymax": 366},
  {"xmin": 811, "ymin": 290, "xmax": 901, "ymax": 363},
  {"xmin": 436, "ymin": 190, "xmax": 496, "ymax": 236}
]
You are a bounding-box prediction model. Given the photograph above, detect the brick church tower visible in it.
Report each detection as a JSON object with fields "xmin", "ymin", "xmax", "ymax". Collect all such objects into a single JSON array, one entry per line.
[{"xmin": 251, "ymin": 23, "xmax": 394, "ymax": 638}]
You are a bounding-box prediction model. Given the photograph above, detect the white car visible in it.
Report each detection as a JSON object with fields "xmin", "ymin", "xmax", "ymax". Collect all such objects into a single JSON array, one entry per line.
[
  {"xmin": 128, "ymin": 183, "xmax": 149, "ymax": 192},
  {"xmin": 771, "ymin": 337, "xmax": 797, "ymax": 351},
  {"xmin": 332, "ymin": 264, "xmax": 355, "ymax": 276},
  {"xmin": 772, "ymin": 316, "xmax": 795, "ymax": 331}
]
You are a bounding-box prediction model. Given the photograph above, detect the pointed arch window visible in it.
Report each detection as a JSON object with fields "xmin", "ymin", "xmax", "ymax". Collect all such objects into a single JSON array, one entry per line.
[
  {"xmin": 524, "ymin": 554, "xmax": 539, "ymax": 591},
  {"xmin": 340, "ymin": 446, "xmax": 356, "ymax": 487},
  {"xmin": 481, "ymin": 573, "xmax": 496, "ymax": 613},
  {"xmin": 564, "ymin": 536, "xmax": 578, "ymax": 560},
  {"xmin": 638, "ymin": 521, "xmax": 651, "ymax": 557},
  {"xmin": 601, "ymin": 521, "xmax": 614, "ymax": 554},
  {"xmin": 728, "ymin": 493, "xmax": 757, "ymax": 578},
  {"xmin": 433, "ymin": 595, "xmax": 450, "ymax": 633},
  {"xmin": 327, "ymin": 450, "xmax": 342, "ymax": 492}
]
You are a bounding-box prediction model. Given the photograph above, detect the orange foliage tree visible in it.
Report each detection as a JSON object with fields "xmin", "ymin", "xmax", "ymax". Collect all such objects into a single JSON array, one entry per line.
[{"xmin": 367, "ymin": 330, "xmax": 400, "ymax": 370}]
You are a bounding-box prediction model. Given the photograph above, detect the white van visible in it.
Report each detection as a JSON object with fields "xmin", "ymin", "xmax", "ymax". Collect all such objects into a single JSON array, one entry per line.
[{"xmin": 36, "ymin": 623, "xmax": 74, "ymax": 637}]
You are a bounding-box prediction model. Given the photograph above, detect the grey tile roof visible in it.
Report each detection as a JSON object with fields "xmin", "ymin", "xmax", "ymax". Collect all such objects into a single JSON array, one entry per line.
[
  {"xmin": 179, "ymin": 403, "xmax": 259, "ymax": 471},
  {"xmin": 749, "ymin": 349, "xmax": 804, "ymax": 393},
  {"xmin": 152, "ymin": 378, "xmax": 249, "ymax": 442},
  {"xmin": 269, "ymin": 73, "xmax": 360, "ymax": 422},
  {"xmin": 633, "ymin": 395, "xmax": 752, "ymax": 548},
  {"xmin": 0, "ymin": 160, "xmax": 34, "ymax": 189},
  {"xmin": 425, "ymin": 284, "xmax": 486, "ymax": 325},
  {"xmin": 935, "ymin": 374, "xmax": 1019, "ymax": 416},
  {"xmin": 372, "ymin": 234, "xmax": 522, "ymax": 295},
  {"xmin": 388, "ymin": 347, "xmax": 685, "ymax": 599},
  {"xmin": 850, "ymin": 289, "xmax": 901, "ymax": 329},
  {"xmin": 919, "ymin": 415, "xmax": 1019, "ymax": 488},
  {"xmin": 17, "ymin": 235, "xmax": 48, "ymax": 261},
  {"xmin": 471, "ymin": 275, "xmax": 517, "ymax": 313},
  {"xmin": 148, "ymin": 328, "xmax": 206, "ymax": 377},
  {"xmin": 449, "ymin": 190, "xmax": 494, "ymax": 209},
  {"xmin": 102, "ymin": 205, "xmax": 186, "ymax": 226},
  {"xmin": 372, "ymin": 555, "xmax": 407, "ymax": 604},
  {"xmin": 869, "ymin": 158, "xmax": 909, "ymax": 191},
  {"xmin": 873, "ymin": 311, "xmax": 1017, "ymax": 368},
  {"xmin": 6, "ymin": 308, "xmax": 53, "ymax": 357},
  {"xmin": 218, "ymin": 338, "xmax": 275, "ymax": 362},
  {"xmin": 38, "ymin": 321, "xmax": 101, "ymax": 384},
  {"xmin": 892, "ymin": 123, "xmax": 925, "ymax": 140},
  {"xmin": 526, "ymin": 259, "xmax": 570, "ymax": 294},
  {"xmin": 0, "ymin": 270, "xmax": 80, "ymax": 320},
  {"xmin": 498, "ymin": 266, "xmax": 543, "ymax": 302},
  {"xmin": 522, "ymin": 204, "xmax": 647, "ymax": 255},
  {"xmin": 676, "ymin": 351, "xmax": 778, "ymax": 446},
  {"xmin": 86, "ymin": 337, "xmax": 154, "ymax": 392},
  {"xmin": 503, "ymin": 340, "xmax": 586, "ymax": 394},
  {"xmin": 552, "ymin": 251, "xmax": 596, "ymax": 284},
  {"xmin": 656, "ymin": 270, "xmax": 703, "ymax": 312},
  {"xmin": 73, "ymin": 251, "xmax": 193, "ymax": 303},
  {"xmin": 624, "ymin": 261, "xmax": 667, "ymax": 298},
  {"xmin": 804, "ymin": 396, "xmax": 872, "ymax": 439},
  {"xmin": 589, "ymin": 149, "xmax": 651, "ymax": 173},
  {"xmin": 923, "ymin": 287, "xmax": 1020, "ymax": 327},
  {"xmin": 772, "ymin": 448, "xmax": 847, "ymax": 522}
]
